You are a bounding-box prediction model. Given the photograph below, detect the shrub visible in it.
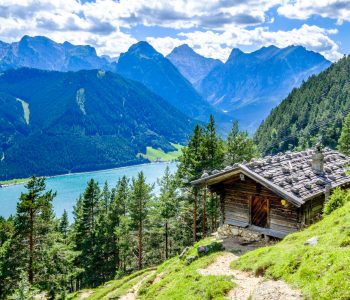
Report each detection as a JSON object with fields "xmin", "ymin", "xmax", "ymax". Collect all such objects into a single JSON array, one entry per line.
[{"xmin": 323, "ymin": 187, "xmax": 350, "ymax": 215}]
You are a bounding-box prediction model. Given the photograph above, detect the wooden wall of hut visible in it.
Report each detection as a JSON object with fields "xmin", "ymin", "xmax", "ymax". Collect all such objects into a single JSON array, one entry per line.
[{"xmin": 210, "ymin": 174, "xmax": 302, "ymax": 234}]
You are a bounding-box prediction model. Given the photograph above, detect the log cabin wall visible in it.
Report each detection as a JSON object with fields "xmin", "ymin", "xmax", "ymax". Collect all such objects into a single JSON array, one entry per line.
[
  {"xmin": 269, "ymin": 197, "xmax": 300, "ymax": 233},
  {"xmin": 300, "ymin": 195, "xmax": 325, "ymax": 226},
  {"xmin": 211, "ymin": 175, "xmax": 302, "ymax": 234}
]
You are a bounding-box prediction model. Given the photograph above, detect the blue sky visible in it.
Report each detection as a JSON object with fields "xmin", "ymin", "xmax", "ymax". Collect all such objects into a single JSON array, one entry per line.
[{"xmin": 1, "ymin": 1, "xmax": 350, "ymax": 62}]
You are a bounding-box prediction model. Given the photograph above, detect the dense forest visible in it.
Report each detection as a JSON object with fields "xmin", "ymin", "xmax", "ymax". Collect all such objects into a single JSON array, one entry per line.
[
  {"xmin": 0, "ymin": 116, "xmax": 258, "ymax": 299},
  {"xmin": 0, "ymin": 68, "xmax": 194, "ymax": 180},
  {"xmin": 255, "ymin": 55, "xmax": 350, "ymax": 155}
]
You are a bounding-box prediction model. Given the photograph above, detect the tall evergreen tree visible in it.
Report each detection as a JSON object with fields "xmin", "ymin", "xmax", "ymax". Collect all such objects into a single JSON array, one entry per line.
[
  {"xmin": 59, "ymin": 209, "xmax": 69, "ymax": 239},
  {"xmin": 101, "ymin": 182, "xmax": 111, "ymax": 213},
  {"xmin": 73, "ymin": 179, "xmax": 101, "ymax": 287},
  {"xmin": 338, "ymin": 113, "xmax": 350, "ymax": 155},
  {"xmin": 201, "ymin": 115, "xmax": 224, "ymax": 237},
  {"xmin": 128, "ymin": 172, "xmax": 153, "ymax": 270},
  {"xmin": 157, "ymin": 166, "xmax": 177, "ymax": 259},
  {"xmin": 202, "ymin": 115, "xmax": 224, "ymax": 172},
  {"xmin": 105, "ymin": 176, "xmax": 130, "ymax": 276},
  {"xmin": 177, "ymin": 124, "xmax": 204, "ymax": 242},
  {"xmin": 225, "ymin": 121, "xmax": 258, "ymax": 165},
  {"xmin": 14, "ymin": 177, "xmax": 56, "ymax": 285}
]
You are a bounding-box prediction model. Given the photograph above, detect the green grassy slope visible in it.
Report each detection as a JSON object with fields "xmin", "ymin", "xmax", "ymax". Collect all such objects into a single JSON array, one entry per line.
[
  {"xmin": 233, "ymin": 201, "xmax": 350, "ymax": 299},
  {"xmin": 137, "ymin": 143, "xmax": 184, "ymax": 162},
  {"xmin": 69, "ymin": 238, "xmax": 233, "ymax": 300}
]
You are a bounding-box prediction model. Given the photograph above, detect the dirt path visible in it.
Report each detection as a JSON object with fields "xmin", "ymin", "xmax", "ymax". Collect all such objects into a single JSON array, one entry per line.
[
  {"xmin": 119, "ymin": 271, "xmax": 156, "ymax": 300},
  {"xmin": 198, "ymin": 253, "xmax": 301, "ymax": 300}
]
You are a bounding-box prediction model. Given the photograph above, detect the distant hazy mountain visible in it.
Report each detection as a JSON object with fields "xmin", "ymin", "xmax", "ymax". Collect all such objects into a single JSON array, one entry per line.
[
  {"xmin": 116, "ymin": 41, "xmax": 222, "ymax": 123},
  {"xmin": 198, "ymin": 45, "xmax": 331, "ymax": 131},
  {"xmin": 0, "ymin": 35, "xmax": 116, "ymax": 72},
  {"xmin": 167, "ymin": 44, "xmax": 222, "ymax": 88},
  {"xmin": 0, "ymin": 68, "xmax": 194, "ymax": 180}
]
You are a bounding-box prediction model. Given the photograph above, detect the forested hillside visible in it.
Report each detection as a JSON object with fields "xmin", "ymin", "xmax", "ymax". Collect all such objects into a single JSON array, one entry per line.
[
  {"xmin": 255, "ymin": 55, "xmax": 350, "ymax": 155},
  {"xmin": 0, "ymin": 68, "xmax": 194, "ymax": 180}
]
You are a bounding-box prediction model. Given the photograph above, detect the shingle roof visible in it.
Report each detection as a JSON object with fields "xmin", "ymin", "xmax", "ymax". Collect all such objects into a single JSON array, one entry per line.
[{"xmin": 191, "ymin": 148, "xmax": 350, "ymax": 206}]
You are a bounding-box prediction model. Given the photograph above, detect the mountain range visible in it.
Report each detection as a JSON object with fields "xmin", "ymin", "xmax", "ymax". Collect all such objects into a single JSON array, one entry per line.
[
  {"xmin": 169, "ymin": 45, "xmax": 330, "ymax": 131},
  {"xmin": 0, "ymin": 35, "xmax": 116, "ymax": 72},
  {"xmin": 116, "ymin": 41, "xmax": 220, "ymax": 122},
  {"xmin": 0, "ymin": 68, "xmax": 194, "ymax": 180},
  {"xmin": 0, "ymin": 35, "xmax": 336, "ymax": 179}
]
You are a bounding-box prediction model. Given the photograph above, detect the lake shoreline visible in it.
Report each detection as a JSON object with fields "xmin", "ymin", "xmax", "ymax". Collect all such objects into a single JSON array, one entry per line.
[
  {"xmin": 0, "ymin": 160, "xmax": 176, "ymax": 189},
  {"xmin": 0, "ymin": 162, "xmax": 177, "ymax": 220}
]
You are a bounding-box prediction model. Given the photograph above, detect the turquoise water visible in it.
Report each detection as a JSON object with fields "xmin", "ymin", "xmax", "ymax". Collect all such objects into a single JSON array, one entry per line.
[{"xmin": 0, "ymin": 162, "xmax": 176, "ymax": 221}]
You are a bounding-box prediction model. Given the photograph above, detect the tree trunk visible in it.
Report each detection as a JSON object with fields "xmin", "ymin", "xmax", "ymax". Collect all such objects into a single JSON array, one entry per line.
[
  {"xmin": 138, "ymin": 221, "xmax": 143, "ymax": 270},
  {"xmin": 165, "ymin": 221, "xmax": 169, "ymax": 259},
  {"xmin": 193, "ymin": 188, "xmax": 198, "ymax": 243},
  {"xmin": 29, "ymin": 207, "xmax": 34, "ymax": 284},
  {"xmin": 202, "ymin": 188, "xmax": 207, "ymax": 238}
]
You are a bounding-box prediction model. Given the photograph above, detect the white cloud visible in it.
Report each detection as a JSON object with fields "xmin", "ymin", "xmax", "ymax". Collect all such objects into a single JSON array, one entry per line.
[
  {"xmin": 149, "ymin": 24, "xmax": 342, "ymax": 62},
  {"xmin": 0, "ymin": 0, "xmax": 344, "ymax": 60},
  {"xmin": 277, "ymin": 0, "xmax": 350, "ymax": 23}
]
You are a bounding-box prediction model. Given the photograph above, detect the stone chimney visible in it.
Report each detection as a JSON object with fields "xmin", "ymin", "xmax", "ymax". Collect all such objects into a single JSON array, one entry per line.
[{"xmin": 312, "ymin": 142, "xmax": 324, "ymax": 174}]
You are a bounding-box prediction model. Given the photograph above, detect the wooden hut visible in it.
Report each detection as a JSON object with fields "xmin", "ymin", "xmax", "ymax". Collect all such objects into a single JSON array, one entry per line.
[{"xmin": 191, "ymin": 146, "xmax": 350, "ymax": 238}]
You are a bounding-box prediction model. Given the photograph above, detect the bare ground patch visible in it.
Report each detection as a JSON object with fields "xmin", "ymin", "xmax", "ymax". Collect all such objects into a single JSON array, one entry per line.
[
  {"xmin": 198, "ymin": 252, "xmax": 301, "ymax": 300},
  {"xmin": 118, "ymin": 271, "xmax": 156, "ymax": 300}
]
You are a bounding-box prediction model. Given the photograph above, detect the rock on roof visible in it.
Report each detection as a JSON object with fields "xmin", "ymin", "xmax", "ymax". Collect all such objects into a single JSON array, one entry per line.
[
  {"xmin": 192, "ymin": 148, "xmax": 350, "ymax": 205},
  {"xmin": 245, "ymin": 148, "xmax": 350, "ymax": 201}
]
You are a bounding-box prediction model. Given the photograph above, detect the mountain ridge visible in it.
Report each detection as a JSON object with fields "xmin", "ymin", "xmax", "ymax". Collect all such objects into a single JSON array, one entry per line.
[
  {"xmin": 198, "ymin": 44, "xmax": 331, "ymax": 131},
  {"xmin": 0, "ymin": 35, "xmax": 116, "ymax": 72},
  {"xmin": 116, "ymin": 41, "xmax": 223, "ymax": 123},
  {"xmin": 167, "ymin": 44, "xmax": 223, "ymax": 87}
]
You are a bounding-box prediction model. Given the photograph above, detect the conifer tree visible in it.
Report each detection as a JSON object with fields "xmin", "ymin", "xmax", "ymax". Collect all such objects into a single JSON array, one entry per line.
[
  {"xmin": 101, "ymin": 181, "xmax": 111, "ymax": 213},
  {"xmin": 157, "ymin": 166, "xmax": 177, "ymax": 259},
  {"xmin": 105, "ymin": 176, "xmax": 129, "ymax": 276},
  {"xmin": 202, "ymin": 115, "xmax": 224, "ymax": 172},
  {"xmin": 201, "ymin": 115, "xmax": 224, "ymax": 237},
  {"xmin": 338, "ymin": 113, "xmax": 350, "ymax": 155},
  {"xmin": 128, "ymin": 172, "xmax": 153, "ymax": 270},
  {"xmin": 59, "ymin": 209, "xmax": 69, "ymax": 239},
  {"xmin": 73, "ymin": 179, "xmax": 101, "ymax": 287},
  {"xmin": 14, "ymin": 176, "xmax": 56, "ymax": 285},
  {"xmin": 225, "ymin": 120, "xmax": 258, "ymax": 165},
  {"xmin": 177, "ymin": 124, "xmax": 204, "ymax": 242}
]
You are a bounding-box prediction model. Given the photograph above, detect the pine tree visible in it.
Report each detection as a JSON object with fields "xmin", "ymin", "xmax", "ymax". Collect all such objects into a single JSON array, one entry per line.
[
  {"xmin": 101, "ymin": 181, "xmax": 111, "ymax": 213},
  {"xmin": 105, "ymin": 176, "xmax": 130, "ymax": 277},
  {"xmin": 202, "ymin": 115, "xmax": 224, "ymax": 172},
  {"xmin": 73, "ymin": 179, "xmax": 101, "ymax": 287},
  {"xmin": 225, "ymin": 120, "xmax": 258, "ymax": 165},
  {"xmin": 177, "ymin": 124, "xmax": 204, "ymax": 242},
  {"xmin": 14, "ymin": 176, "xmax": 56, "ymax": 285},
  {"xmin": 201, "ymin": 115, "xmax": 224, "ymax": 237},
  {"xmin": 59, "ymin": 209, "xmax": 69, "ymax": 239},
  {"xmin": 338, "ymin": 113, "xmax": 350, "ymax": 155},
  {"xmin": 128, "ymin": 172, "xmax": 153, "ymax": 270},
  {"xmin": 157, "ymin": 166, "xmax": 177, "ymax": 259}
]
